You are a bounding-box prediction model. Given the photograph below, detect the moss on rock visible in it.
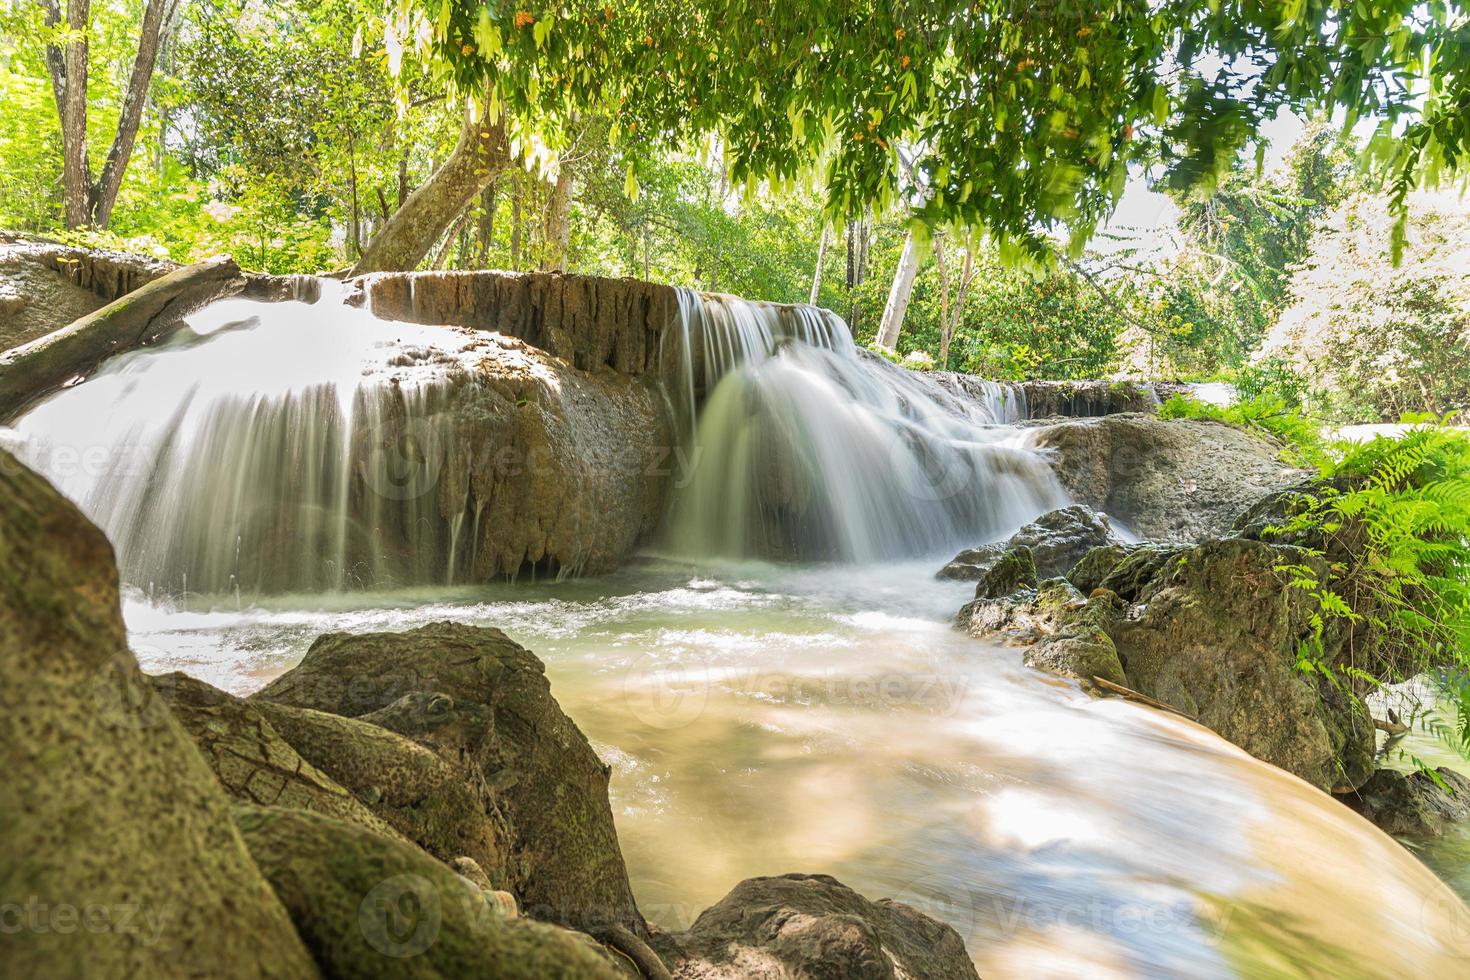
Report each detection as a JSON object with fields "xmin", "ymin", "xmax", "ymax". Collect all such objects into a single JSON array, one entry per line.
[
  {"xmin": 0, "ymin": 450, "xmax": 317, "ymax": 978},
  {"xmin": 235, "ymin": 805, "xmax": 623, "ymax": 979},
  {"xmin": 252, "ymin": 621, "xmax": 644, "ymax": 935}
]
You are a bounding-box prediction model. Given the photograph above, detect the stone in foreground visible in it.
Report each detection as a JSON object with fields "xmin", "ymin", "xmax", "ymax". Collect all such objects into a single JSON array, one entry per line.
[
  {"xmin": 661, "ymin": 873, "xmax": 979, "ymax": 979},
  {"xmin": 0, "ymin": 450, "xmax": 317, "ymax": 977},
  {"xmin": 236, "ymin": 805, "xmax": 622, "ymax": 979},
  {"xmin": 252, "ymin": 621, "xmax": 644, "ymax": 936}
]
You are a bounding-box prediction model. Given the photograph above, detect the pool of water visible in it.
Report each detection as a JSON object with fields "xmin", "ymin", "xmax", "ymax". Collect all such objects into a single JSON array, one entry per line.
[{"xmin": 120, "ymin": 555, "xmax": 1470, "ymax": 978}]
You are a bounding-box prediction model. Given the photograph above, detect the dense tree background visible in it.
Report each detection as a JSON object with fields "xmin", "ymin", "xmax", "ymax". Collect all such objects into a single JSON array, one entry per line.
[{"xmin": 1, "ymin": 0, "xmax": 1467, "ymax": 418}]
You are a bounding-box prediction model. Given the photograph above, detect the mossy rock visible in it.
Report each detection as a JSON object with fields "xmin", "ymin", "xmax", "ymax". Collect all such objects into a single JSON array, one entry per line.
[
  {"xmin": 974, "ymin": 547, "xmax": 1037, "ymax": 599},
  {"xmin": 151, "ymin": 671, "xmax": 406, "ymax": 841},
  {"xmin": 1066, "ymin": 544, "xmax": 1135, "ymax": 594},
  {"xmin": 252, "ymin": 621, "xmax": 643, "ymax": 935},
  {"xmin": 234, "ymin": 805, "xmax": 623, "ymax": 979},
  {"xmin": 0, "ymin": 450, "xmax": 317, "ymax": 978},
  {"xmin": 252, "ymin": 699, "xmax": 511, "ymax": 883}
]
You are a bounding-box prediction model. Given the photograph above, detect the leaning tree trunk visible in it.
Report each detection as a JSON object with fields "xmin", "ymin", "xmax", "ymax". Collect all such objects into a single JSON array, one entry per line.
[
  {"xmin": 874, "ymin": 231, "xmax": 918, "ymax": 349},
  {"xmin": 90, "ymin": 0, "xmax": 169, "ymax": 227},
  {"xmin": 351, "ymin": 100, "xmax": 510, "ymax": 275}
]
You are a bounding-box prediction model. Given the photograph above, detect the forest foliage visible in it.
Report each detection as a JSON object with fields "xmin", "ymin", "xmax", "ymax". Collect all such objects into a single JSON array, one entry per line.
[{"xmin": 1, "ymin": 0, "xmax": 1468, "ymax": 420}]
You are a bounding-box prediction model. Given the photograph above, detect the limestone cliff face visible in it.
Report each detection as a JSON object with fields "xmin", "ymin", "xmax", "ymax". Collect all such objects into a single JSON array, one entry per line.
[{"xmin": 350, "ymin": 270, "xmax": 681, "ymax": 377}]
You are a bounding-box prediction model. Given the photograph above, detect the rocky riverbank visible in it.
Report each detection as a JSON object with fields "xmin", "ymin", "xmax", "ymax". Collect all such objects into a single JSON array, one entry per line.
[
  {"xmin": 0, "ymin": 447, "xmax": 980, "ymax": 978},
  {"xmin": 942, "ymin": 481, "xmax": 1470, "ymax": 837}
]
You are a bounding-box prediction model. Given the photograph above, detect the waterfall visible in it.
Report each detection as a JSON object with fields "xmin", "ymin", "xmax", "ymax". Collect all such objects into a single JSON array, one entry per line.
[
  {"xmin": 6, "ymin": 286, "xmax": 481, "ymax": 596},
  {"xmin": 661, "ymin": 290, "xmax": 1066, "ymax": 561},
  {"xmin": 7, "ymin": 280, "xmax": 1067, "ymax": 592}
]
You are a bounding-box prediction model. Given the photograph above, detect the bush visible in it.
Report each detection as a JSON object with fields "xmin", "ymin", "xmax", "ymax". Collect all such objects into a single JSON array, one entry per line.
[
  {"xmin": 1157, "ymin": 392, "xmax": 1324, "ymax": 464},
  {"xmin": 1267, "ymin": 420, "xmax": 1470, "ymax": 751}
]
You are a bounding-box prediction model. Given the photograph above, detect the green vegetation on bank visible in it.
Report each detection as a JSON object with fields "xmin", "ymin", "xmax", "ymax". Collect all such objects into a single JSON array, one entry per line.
[{"xmin": 1165, "ymin": 387, "xmax": 1470, "ymax": 755}]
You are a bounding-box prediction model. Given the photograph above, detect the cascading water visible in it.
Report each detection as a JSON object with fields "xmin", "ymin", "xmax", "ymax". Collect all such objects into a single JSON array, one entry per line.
[
  {"xmin": 661, "ymin": 288, "xmax": 1065, "ymax": 561},
  {"xmin": 6, "ymin": 284, "xmax": 495, "ymax": 595},
  {"xmin": 10, "ymin": 282, "xmax": 1065, "ymax": 592}
]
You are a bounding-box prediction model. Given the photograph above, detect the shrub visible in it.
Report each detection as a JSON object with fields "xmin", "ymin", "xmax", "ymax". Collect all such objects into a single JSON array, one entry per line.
[
  {"xmin": 1267, "ymin": 419, "xmax": 1470, "ymax": 751},
  {"xmin": 1157, "ymin": 392, "xmax": 1324, "ymax": 465}
]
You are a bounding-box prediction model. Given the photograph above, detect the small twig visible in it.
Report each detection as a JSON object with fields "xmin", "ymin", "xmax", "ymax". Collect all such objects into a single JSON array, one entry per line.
[
  {"xmin": 1091, "ymin": 676, "xmax": 1197, "ymax": 721},
  {"xmin": 1373, "ymin": 715, "xmax": 1409, "ymax": 737}
]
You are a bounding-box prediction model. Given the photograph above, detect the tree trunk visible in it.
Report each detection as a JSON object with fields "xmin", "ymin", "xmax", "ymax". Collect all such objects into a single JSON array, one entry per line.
[
  {"xmin": 874, "ymin": 231, "xmax": 918, "ymax": 350},
  {"xmin": 89, "ymin": 0, "xmax": 168, "ymax": 227},
  {"xmin": 351, "ymin": 99, "xmax": 510, "ymax": 275},
  {"xmin": 476, "ymin": 181, "xmax": 497, "ymax": 267},
  {"xmin": 47, "ymin": 0, "xmax": 91, "ymax": 229},
  {"xmin": 540, "ymin": 170, "xmax": 572, "ymax": 272},
  {"xmin": 809, "ymin": 225, "xmax": 829, "ymax": 305},
  {"xmin": 509, "ymin": 176, "xmax": 523, "ymax": 269}
]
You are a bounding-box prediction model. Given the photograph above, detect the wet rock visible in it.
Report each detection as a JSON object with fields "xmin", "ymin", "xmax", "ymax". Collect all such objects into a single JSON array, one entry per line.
[
  {"xmin": 1030, "ymin": 414, "xmax": 1304, "ymax": 542},
  {"xmin": 234, "ymin": 805, "xmax": 622, "ymax": 979},
  {"xmin": 435, "ymin": 337, "xmax": 672, "ymax": 579},
  {"xmin": 1110, "ymin": 539, "xmax": 1375, "ymax": 791},
  {"xmin": 252, "ymin": 622, "xmax": 644, "ymax": 936},
  {"xmin": 939, "ymin": 505, "xmax": 1123, "ymax": 582},
  {"xmin": 150, "ymin": 671, "xmax": 406, "ymax": 841},
  {"xmin": 660, "ymin": 873, "xmax": 979, "ymax": 980},
  {"xmin": 975, "ymin": 547, "xmax": 1038, "ymax": 599},
  {"xmin": 957, "ymin": 575, "xmax": 1082, "ymax": 644},
  {"xmin": 1346, "ymin": 768, "xmax": 1470, "ymax": 837},
  {"xmin": 1024, "ymin": 593, "xmax": 1128, "ymax": 686},
  {"xmin": 0, "ymin": 450, "xmax": 317, "ymax": 977},
  {"xmin": 960, "ymin": 534, "xmax": 1377, "ymax": 792},
  {"xmin": 935, "ymin": 542, "xmax": 1007, "ymax": 581}
]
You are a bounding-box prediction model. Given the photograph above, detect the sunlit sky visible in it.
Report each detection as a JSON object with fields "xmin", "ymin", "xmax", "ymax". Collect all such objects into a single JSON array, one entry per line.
[{"xmin": 1092, "ymin": 111, "xmax": 1310, "ymax": 260}]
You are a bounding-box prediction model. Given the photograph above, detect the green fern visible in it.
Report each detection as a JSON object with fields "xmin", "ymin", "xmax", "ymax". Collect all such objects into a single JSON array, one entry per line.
[{"xmin": 1269, "ymin": 418, "xmax": 1470, "ymax": 750}]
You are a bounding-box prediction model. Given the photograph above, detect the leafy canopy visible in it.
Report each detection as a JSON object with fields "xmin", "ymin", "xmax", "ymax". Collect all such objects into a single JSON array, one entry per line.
[{"xmin": 389, "ymin": 0, "xmax": 1470, "ymax": 261}]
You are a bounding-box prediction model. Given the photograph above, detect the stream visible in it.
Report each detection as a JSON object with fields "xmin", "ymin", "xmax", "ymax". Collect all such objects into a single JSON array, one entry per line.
[{"xmin": 120, "ymin": 559, "xmax": 1470, "ymax": 978}]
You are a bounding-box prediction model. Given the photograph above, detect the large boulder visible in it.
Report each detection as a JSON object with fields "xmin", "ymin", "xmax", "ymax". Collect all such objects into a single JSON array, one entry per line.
[
  {"xmin": 0, "ymin": 450, "xmax": 317, "ymax": 977},
  {"xmin": 253, "ymin": 699, "xmax": 511, "ymax": 881},
  {"xmin": 235, "ymin": 805, "xmax": 623, "ymax": 979},
  {"xmin": 937, "ymin": 505, "xmax": 1122, "ymax": 581},
  {"xmin": 960, "ymin": 536, "xmax": 1376, "ymax": 792},
  {"xmin": 1028, "ymin": 414, "xmax": 1303, "ymax": 542},
  {"xmin": 431, "ymin": 335, "xmax": 671, "ymax": 579},
  {"xmin": 252, "ymin": 622, "xmax": 644, "ymax": 935},
  {"xmin": 660, "ymin": 873, "xmax": 979, "ymax": 980}
]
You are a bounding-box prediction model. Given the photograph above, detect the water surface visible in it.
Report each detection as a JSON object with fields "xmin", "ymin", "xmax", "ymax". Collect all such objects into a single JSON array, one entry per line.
[{"xmin": 122, "ymin": 557, "xmax": 1470, "ymax": 978}]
